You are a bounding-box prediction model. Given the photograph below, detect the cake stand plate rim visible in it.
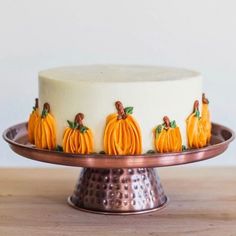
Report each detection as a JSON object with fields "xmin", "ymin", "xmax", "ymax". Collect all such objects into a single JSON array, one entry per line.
[{"xmin": 3, "ymin": 122, "xmax": 235, "ymax": 168}]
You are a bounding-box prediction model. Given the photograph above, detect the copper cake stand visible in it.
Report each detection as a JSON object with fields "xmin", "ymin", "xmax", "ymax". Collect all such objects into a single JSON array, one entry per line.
[{"xmin": 3, "ymin": 122, "xmax": 234, "ymax": 215}]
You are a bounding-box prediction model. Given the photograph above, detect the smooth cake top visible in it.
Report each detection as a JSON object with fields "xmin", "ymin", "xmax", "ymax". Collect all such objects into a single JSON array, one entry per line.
[{"xmin": 39, "ymin": 65, "xmax": 201, "ymax": 83}]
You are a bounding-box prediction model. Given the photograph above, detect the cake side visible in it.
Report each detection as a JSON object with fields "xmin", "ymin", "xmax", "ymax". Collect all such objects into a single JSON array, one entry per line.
[{"xmin": 38, "ymin": 65, "xmax": 203, "ymax": 153}]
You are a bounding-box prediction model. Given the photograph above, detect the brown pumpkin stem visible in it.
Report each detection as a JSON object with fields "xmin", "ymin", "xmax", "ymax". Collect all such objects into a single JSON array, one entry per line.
[
  {"xmin": 115, "ymin": 101, "xmax": 127, "ymax": 119},
  {"xmin": 163, "ymin": 116, "xmax": 170, "ymax": 128},
  {"xmin": 202, "ymin": 93, "xmax": 209, "ymax": 104},
  {"xmin": 75, "ymin": 113, "xmax": 84, "ymax": 126},
  {"xmin": 35, "ymin": 98, "xmax": 39, "ymax": 109},
  {"xmin": 193, "ymin": 100, "xmax": 199, "ymax": 112},
  {"xmin": 43, "ymin": 103, "xmax": 50, "ymax": 113}
]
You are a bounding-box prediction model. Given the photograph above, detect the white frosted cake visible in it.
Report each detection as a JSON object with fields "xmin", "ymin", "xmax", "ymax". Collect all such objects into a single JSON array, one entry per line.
[{"xmin": 33, "ymin": 65, "xmax": 208, "ymax": 154}]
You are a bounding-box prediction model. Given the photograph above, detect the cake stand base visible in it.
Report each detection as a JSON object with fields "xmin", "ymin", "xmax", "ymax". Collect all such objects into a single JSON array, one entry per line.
[{"xmin": 68, "ymin": 168, "xmax": 168, "ymax": 215}]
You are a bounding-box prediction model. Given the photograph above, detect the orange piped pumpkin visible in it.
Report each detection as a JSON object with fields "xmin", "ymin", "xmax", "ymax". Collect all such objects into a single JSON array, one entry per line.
[
  {"xmin": 103, "ymin": 101, "xmax": 142, "ymax": 155},
  {"xmin": 62, "ymin": 113, "xmax": 94, "ymax": 154},
  {"xmin": 28, "ymin": 98, "xmax": 39, "ymax": 144},
  {"xmin": 34, "ymin": 103, "xmax": 57, "ymax": 150},
  {"xmin": 186, "ymin": 100, "xmax": 207, "ymax": 149},
  {"xmin": 154, "ymin": 116, "xmax": 182, "ymax": 153},
  {"xmin": 202, "ymin": 93, "xmax": 211, "ymax": 143}
]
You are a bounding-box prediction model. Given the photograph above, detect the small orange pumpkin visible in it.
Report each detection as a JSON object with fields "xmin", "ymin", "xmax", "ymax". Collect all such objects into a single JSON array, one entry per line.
[
  {"xmin": 186, "ymin": 100, "xmax": 207, "ymax": 149},
  {"xmin": 62, "ymin": 113, "xmax": 94, "ymax": 154},
  {"xmin": 34, "ymin": 103, "xmax": 57, "ymax": 150},
  {"xmin": 202, "ymin": 93, "xmax": 211, "ymax": 144},
  {"xmin": 103, "ymin": 101, "xmax": 142, "ymax": 155},
  {"xmin": 28, "ymin": 98, "xmax": 39, "ymax": 144},
  {"xmin": 154, "ymin": 116, "xmax": 182, "ymax": 153}
]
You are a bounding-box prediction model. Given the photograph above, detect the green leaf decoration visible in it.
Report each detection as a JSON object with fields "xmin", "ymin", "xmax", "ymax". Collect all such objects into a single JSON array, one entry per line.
[
  {"xmin": 67, "ymin": 120, "xmax": 79, "ymax": 129},
  {"xmin": 79, "ymin": 125, "xmax": 89, "ymax": 134},
  {"xmin": 182, "ymin": 145, "xmax": 187, "ymax": 151},
  {"xmin": 155, "ymin": 125, "xmax": 163, "ymax": 137},
  {"xmin": 31, "ymin": 107, "xmax": 36, "ymax": 114},
  {"xmin": 170, "ymin": 120, "xmax": 177, "ymax": 128},
  {"xmin": 67, "ymin": 120, "xmax": 73, "ymax": 128},
  {"xmin": 41, "ymin": 109, "xmax": 48, "ymax": 118},
  {"xmin": 124, "ymin": 107, "xmax": 133, "ymax": 115},
  {"xmin": 195, "ymin": 110, "xmax": 200, "ymax": 118},
  {"xmin": 147, "ymin": 150, "xmax": 155, "ymax": 154},
  {"xmin": 55, "ymin": 145, "xmax": 63, "ymax": 152}
]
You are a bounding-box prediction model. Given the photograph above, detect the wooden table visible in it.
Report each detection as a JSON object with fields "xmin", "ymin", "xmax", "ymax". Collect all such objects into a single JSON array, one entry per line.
[{"xmin": 0, "ymin": 167, "xmax": 236, "ymax": 236}]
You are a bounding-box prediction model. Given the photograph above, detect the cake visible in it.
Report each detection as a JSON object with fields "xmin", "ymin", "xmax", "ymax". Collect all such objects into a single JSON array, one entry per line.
[{"xmin": 28, "ymin": 65, "xmax": 211, "ymax": 154}]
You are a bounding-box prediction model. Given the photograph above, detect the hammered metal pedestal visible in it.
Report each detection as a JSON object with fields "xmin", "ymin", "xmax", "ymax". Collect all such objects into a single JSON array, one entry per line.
[{"xmin": 68, "ymin": 168, "xmax": 167, "ymax": 215}]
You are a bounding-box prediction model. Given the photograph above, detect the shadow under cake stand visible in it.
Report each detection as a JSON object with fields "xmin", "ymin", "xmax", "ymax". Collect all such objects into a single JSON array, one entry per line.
[{"xmin": 3, "ymin": 122, "xmax": 234, "ymax": 215}]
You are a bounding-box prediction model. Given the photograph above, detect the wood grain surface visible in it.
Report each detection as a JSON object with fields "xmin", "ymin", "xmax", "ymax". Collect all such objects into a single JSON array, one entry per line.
[{"xmin": 0, "ymin": 167, "xmax": 236, "ymax": 236}]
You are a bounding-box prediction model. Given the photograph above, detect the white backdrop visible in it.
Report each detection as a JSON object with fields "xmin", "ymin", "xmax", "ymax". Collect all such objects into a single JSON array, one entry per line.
[{"xmin": 0, "ymin": 0, "xmax": 235, "ymax": 167}]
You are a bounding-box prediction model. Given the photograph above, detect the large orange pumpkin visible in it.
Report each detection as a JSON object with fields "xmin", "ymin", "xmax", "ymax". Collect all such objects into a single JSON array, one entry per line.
[
  {"xmin": 62, "ymin": 113, "xmax": 94, "ymax": 154},
  {"xmin": 103, "ymin": 101, "xmax": 142, "ymax": 155},
  {"xmin": 154, "ymin": 116, "xmax": 182, "ymax": 153},
  {"xmin": 202, "ymin": 93, "xmax": 211, "ymax": 144},
  {"xmin": 34, "ymin": 103, "xmax": 57, "ymax": 150},
  {"xmin": 28, "ymin": 98, "xmax": 39, "ymax": 144},
  {"xmin": 186, "ymin": 100, "xmax": 207, "ymax": 149}
]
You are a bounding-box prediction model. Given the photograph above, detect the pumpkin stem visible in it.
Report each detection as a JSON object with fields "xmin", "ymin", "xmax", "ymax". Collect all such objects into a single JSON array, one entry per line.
[
  {"xmin": 43, "ymin": 103, "xmax": 50, "ymax": 113},
  {"xmin": 163, "ymin": 116, "xmax": 171, "ymax": 128},
  {"xmin": 75, "ymin": 113, "xmax": 84, "ymax": 126},
  {"xmin": 42, "ymin": 103, "xmax": 50, "ymax": 118},
  {"xmin": 34, "ymin": 98, "xmax": 39, "ymax": 109},
  {"xmin": 193, "ymin": 100, "xmax": 199, "ymax": 112},
  {"xmin": 193, "ymin": 100, "xmax": 200, "ymax": 118},
  {"xmin": 202, "ymin": 93, "xmax": 209, "ymax": 104},
  {"xmin": 115, "ymin": 101, "xmax": 127, "ymax": 119}
]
